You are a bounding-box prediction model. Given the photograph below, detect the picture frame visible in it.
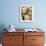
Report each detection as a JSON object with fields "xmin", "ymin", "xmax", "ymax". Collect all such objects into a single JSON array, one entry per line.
[{"xmin": 20, "ymin": 5, "xmax": 34, "ymax": 22}]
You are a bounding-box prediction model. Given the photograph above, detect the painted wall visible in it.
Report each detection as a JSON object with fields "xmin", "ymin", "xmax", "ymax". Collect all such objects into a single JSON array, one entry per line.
[{"xmin": 0, "ymin": 0, "xmax": 46, "ymax": 43}]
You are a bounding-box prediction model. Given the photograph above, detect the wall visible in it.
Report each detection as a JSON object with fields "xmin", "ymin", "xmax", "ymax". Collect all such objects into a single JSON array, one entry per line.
[
  {"xmin": 0, "ymin": 0, "xmax": 40, "ymax": 29},
  {"xmin": 0, "ymin": 0, "xmax": 46, "ymax": 29}
]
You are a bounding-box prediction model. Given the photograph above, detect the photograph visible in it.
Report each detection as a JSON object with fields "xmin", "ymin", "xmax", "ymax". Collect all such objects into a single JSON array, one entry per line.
[{"xmin": 20, "ymin": 5, "xmax": 34, "ymax": 22}]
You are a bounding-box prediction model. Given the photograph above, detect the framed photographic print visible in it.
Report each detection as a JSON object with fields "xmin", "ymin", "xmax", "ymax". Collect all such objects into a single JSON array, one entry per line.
[{"xmin": 20, "ymin": 5, "xmax": 34, "ymax": 22}]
